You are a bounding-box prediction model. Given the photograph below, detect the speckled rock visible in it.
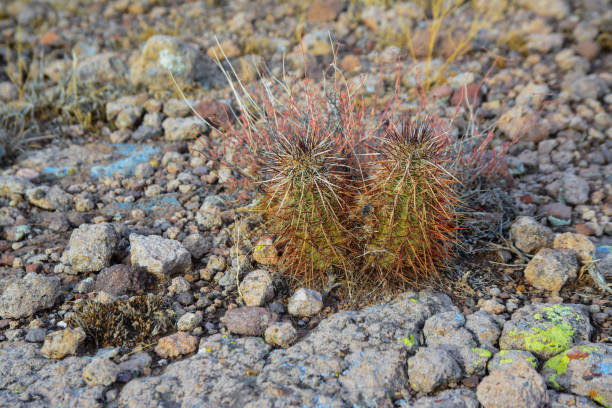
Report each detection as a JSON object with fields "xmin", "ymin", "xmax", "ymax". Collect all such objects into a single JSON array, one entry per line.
[
  {"xmin": 252, "ymin": 237, "xmax": 279, "ymax": 265},
  {"xmin": 239, "ymin": 269, "xmax": 274, "ymax": 307},
  {"xmin": 162, "ymin": 116, "xmax": 207, "ymax": 141},
  {"xmin": 542, "ymin": 342, "xmax": 612, "ymax": 407},
  {"xmin": 94, "ymin": 264, "xmax": 145, "ymax": 296},
  {"xmin": 40, "ymin": 327, "xmax": 86, "ymax": 359},
  {"xmin": 223, "ymin": 306, "xmax": 272, "ymax": 336},
  {"xmin": 423, "ymin": 311, "xmax": 476, "ymax": 347},
  {"xmin": 487, "ymin": 350, "xmax": 538, "ymax": 372},
  {"xmin": 154, "ymin": 332, "xmax": 198, "ymax": 358},
  {"xmin": 465, "ymin": 311, "xmax": 501, "ymax": 347},
  {"xmin": 82, "ymin": 357, "xmax": 120, "ymax": 386},
  {"xmin": 129, "ymin": 234, "xmax": 191, "ymax": 279},
  {"xmin": 476, "ymin": 361, "xmax": 547, "ymax": 408},
  {"xmin": 66, "ymin": 223, "xmax": 118, "ymax": 273},
  {"xmin": 499, "ymin": 303, "xmax": 592, "ymax": 359},
  {"xmin": 553, "ymin": 232, "xmax": 595, "ymax": 262},
  {"xmin": 0, "ymin": 175, "xmax": 34, "ymax": 198},
  {"xmin": 561, "ymin": 173, "xmax": 590, "ymax": 205},
  {"xmin": 130, "ymin": 35, "xmax": 221, "ymax": 89},
  {"xmin": 510, "ymin": 216, "xmax": 554, "ymax": 254},
  {"xmin": 0, "ymin": 273, "xmax": 61, "ymax": 319},
  {"xmin": 177, "ymin": 312, "xmax": 202, "ymax": 331},
  {"xmin": 524, "ymin": 248, "xmax": 579, "ymax": 293},
  {"xmin": 264, "ymin": 321, "xmax": 298, "ymax": 348},
  {"xmin": 408, "ymin": 346, "xmax": 463, "ymax": 393},
  {"xmin": 76, "ymin": 52, "xmax": 127, "ymax": 84},
  {"xmin": 287, "ymin": 288, "xmax": 323, "ymax": 317},
  {"xmin": 26, "ymin": 185, "xmax": 72, "ymax": 211}
]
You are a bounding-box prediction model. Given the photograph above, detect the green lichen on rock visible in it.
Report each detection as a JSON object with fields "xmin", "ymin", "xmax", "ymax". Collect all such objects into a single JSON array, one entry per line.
[
  {"xmin": 543, "ymin": 345, "xmax": 599, "ymax": 389},
  {"xmin": 398, "ymin": 333, "xmax": 416, "ymax": 348},
  {"xmin": 500, "ymin": 303, "xmax": 592, "ymax": 359}
]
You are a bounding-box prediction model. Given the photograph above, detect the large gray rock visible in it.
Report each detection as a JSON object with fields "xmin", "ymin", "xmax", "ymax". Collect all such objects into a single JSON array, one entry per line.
[
  {"xmin": 524, "ymin": 248, "xmax": 579, "ymax": 293},
  {"xmin": 476, "ymin": 361, "xmax": 547, "ymax": 408},
  {"xmin": 129, "ymin": 234, "xmax": 191, "ymax": 279},
  {"xmin": 510, "ymin": 216, "xmax": 553, "ymax": 254},
  {"xmin": 130, "ymin": 35, "xmax": 221, "ymax": 89},
  {"xmin": 542, "ymin": 342, "xmax": 612, "ymax": 408},
  {"xmin": 499, "ymin": 303, "xmax": 592, "ymax": 359},
  {"xmin": 0, "ymin": 273, "xmax": 61, "ymax": 319},
  {"xmin": 66, "ymin": 223, "xmax": 118, "ymax": 273},
  {"xmin": 119, "ymin": 291, "xmax": 456, "ymax": 407}
]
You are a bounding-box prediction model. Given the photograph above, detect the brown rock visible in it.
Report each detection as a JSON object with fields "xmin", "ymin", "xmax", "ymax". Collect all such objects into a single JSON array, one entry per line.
[
  {"xmin": 340, "ymin": 55, "xmax": 361, "ymax": 73},
  {"xmin": 553, "ymin": 232, "xmax": 595, "ymax": 262},
  {"xmin": 154, "ymin": 332, "xmax": 198, "ymax": 358},
  {"xmin": 224, "ymin": 306, "xmax": 272, "ymax": 336},
  {"xmin": 574, "ymin": 223, "xmax": 594, "ymax": 236},
  {"xmin": 40, "ymin": 327, "xmax": 86, "ymax": 359},
  {"xmin": 306, "ymin": 0, "xmax": 343, "ymax": 22},
  {"xmin": 574, "ymin": 41, "xmax": 600, "ymax": 60},
  {"xmin": 194, "ymin": 99, "xmax": 231, "ymax": 128}
]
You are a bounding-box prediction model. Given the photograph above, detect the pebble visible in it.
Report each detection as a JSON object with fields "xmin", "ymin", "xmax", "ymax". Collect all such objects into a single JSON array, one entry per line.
[
  {"xmin": 287, "ymin": 288, "xmax": 323, "ymax": 318},
  {"xmin": 82, "ymin": 357, "xmax": 120, "ymax": 386},
  {"xmin": 524, "ymin": 248, "xmax": 579, "ymax": 293},
  {"xmin": 129, "ymin": 234, "xmax": 191, "ymax": 279},
  {"xmin": 510, "ymin": 216, "xmax": 553, "ymax": 254},
  {"xmin": 239, "ymin": 269, "xmax": 275, "ymax": 307},
  {"xmin": 65, "ymin": 223, "xmax": 118, "ymax": 273},
  {"xmin": 264, "ymin": 321, "xmax": 298, "ymax": 348},
  {"xmin": 40, "ymin": 327, "xmax": 86, "ymax": 359},
  {"xmin": 154, "ymin": 332, "xmax": 198, "ymax": 358},
  {"xmin": 223, "ymin": 306, "xmax": 272, "ymax": 336}
]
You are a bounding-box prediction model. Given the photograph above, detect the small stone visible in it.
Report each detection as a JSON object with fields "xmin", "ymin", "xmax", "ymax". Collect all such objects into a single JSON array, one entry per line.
[
  {"xmin": 510, "ymin": 216, "xmax": 554, "ymax": 254},
  {"xmin": 407, "ymin": 346, "xmax": 463, "ymax": 393},
  {"xmin": 177, "ymin": 312, "xmax": 202, "ymax": 331},
  {"xmin": 130, "ymin": 35, "xmax": 220, "ymax": 90},
  {"xmin": 478, "ymin": 299, "xmax": 505, "ymax": 315},
  {"xmin": 524, "ymin": 248, "xmax": 579, "ymax": 293},
  {"xmin": 553, "ymin": 232, "xmax": 595, "ymax": 262},
  {"xmin": 561, "ymin": 173, "xmax": 590, "ymax": 205},
  {"xmin": 252, "ymin": 238, "xmax": 279, "ymax": 265},
  {"xmin": 206, "ymin": 255, "xmax": 226, "ymax": 272},
  {"xmin": 66, "ymin": 223, "xmax": 118, "ymax": 273},
  {"xmin": 287, "ymin": 288, "xmax": 323, "ymax": 317},
  {"xmin": 0, "ymin": 273, "xmax": 61, "ymax": 319},
  {"xmin": 4, "ymin": 224, "xmax": 31, "ymax": 242},
  {"xmin": 162, "ymin": 117, "xmax": 207, "ymax": 141},
  {"xmin": 182, "ymin": 233, "xmax": 210, "ymax": 259},
  {"xmin": 412, "ymin": 389, "xmax": 479, "ymax": 408},
  {"xmin": 76, "ymin": 53, "xmax": 127, "ymax": 85},
  {"xmin": 25, "ymin": 328, "xmax": 47, "ymax": 343},
  {"xmin": 40, "ymin": 327, "xmax": 86, "ymax": 359},
  {"xmin": 423, "ymin": 312, "xmax": 476, "ymax": 347},
  {"xmin": 302, "ymin": 30, "xmax": 333, "ymax": 56},
  {"xmin": 223, "ymin": 306, "xmax": 272, "ymax": 336},
  {"xmin": 163, "ymin": 98, "xmax": 192, "ymax": 118},
  {"xmin": 239, "ymin": 269, "xmax": 274, "ymax": 307},
  {"xmin": 168, "ymin": 276, "xmax": 191, "ymax": 295},
  {"xmin": 476, "ymin": 361, "xmax": 547, "ymax": 408},
  {"xmin": 154, "ymin": 332, "xmax": 198, "ymax": 358},
  {"xmin": 115, "ymin": 106, "xmax": 143, "ymax": 129},
  {"xmin": 129, "ymin": 234, "xmax": 191, "ymax": 279},
  {"xmin": 82, "ymin": 357, "xmax": 120, "ymax": 386},
  {"xmin": 264, "ymin": 321, "xmax": 298, "ymax": 348},
  {"xmin": 26, "ymin": 185, "xmax": 72, "ymax": 211},
  {"xmin": 95, "ymin": 264, "xmax": 145, "ymax": 296}
]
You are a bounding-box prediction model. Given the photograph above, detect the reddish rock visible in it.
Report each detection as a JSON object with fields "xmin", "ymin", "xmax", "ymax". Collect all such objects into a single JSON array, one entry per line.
[
  {"xmin": 340, "ymin": 55, "xmax": 361, "ymax": 72},
  {"xmin": 543, "ymin": 202, "xmax": 572, "ymax": 220},
  {"xmin": 95, "ymin": 264, "xmax": 146, "ymax": 296},
  {"xmin": 0, "ymin": 252, "xmax": 15, "ymax": 266},
  {"xmin": 194, "ymin": 99, "xmax": 231, "ymax": 129},
  {"xmin": 25, "ymin": 263, "xmax": 41, "ymax": 273},
  {"xmin": 224, "ymin": 306, "xmax": 272, "ymax": 336},
  {"xmin": 154, "ymin": 332, "xmax": 198, "ymax": 358},
  {"xmin": 574, "ymin": 223, "xmax": 594, "ymax": 236},
  {"xmin": 431, "ymin": 84, "xmax": 453, "ymax": 99},
  {"xmin": 41, "ymin": 31, "xmax": 61, "ymax": 46},
  {"xmin": 574, "ymin": 41, "xmax": 600, "ymax": 60}
]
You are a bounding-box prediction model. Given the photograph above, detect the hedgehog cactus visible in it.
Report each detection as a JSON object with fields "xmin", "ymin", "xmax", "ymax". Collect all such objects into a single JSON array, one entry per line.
[
  {"xmin": 357, "ymin": 117, "xmax": 459, "ymax": 287},
  {"xmin": 258, "ymin": 131, "xmax": 355, "ymax": 291}
]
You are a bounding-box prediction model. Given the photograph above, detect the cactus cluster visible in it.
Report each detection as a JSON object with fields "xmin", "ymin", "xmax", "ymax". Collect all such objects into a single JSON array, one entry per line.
[{"xmin": 223, "ymin": 73, "xmax": 461, "ymax": 297}]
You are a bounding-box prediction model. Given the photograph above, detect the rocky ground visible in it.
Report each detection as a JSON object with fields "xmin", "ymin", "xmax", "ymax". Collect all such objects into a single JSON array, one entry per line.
[{"xmin": 0, "ymin": 0, "xmax": 611, "ymax": 407}]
